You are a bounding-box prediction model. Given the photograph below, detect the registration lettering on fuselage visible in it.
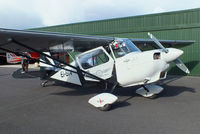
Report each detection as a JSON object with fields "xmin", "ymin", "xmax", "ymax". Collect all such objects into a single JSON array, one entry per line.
[{"xmin": 60, "ymin": 70, "xmax": 72, "ymax": 77}]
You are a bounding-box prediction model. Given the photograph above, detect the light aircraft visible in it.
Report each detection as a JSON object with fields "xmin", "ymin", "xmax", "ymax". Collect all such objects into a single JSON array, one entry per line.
[
  {"xmin": 0, "ymin": 52, "xmax": 22, "ymax": 64},
  {"xmin": 0, "ymin": 52, "xmax": 40, "ymax": 64},
  {"xmin": 6, "ymin": 52, "xmax": 23, "ymax": 63},
  {"xmin": 6, "ymin": 52, "xmax": 40, "ymax": 64},
  {"xmin": 0, "ymin": 28, "xmax": 194, "ymax": 111}
]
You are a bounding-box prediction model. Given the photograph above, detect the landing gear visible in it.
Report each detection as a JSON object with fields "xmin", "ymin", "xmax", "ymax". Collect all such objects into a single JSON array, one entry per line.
[
  {"xmin": 136, "ymin": 84, "xmax": 163, "ymax": 98},
  {"xmin": 110, "ymin": 82, "xmax": 118, "ymax": 93},
  {"xmin": 88, "ymin": 93, "xmax": 118, "ymax": 111},
  {"xmin": 41, "ymin": 80, "xmax": 48, "ymax": 87},
  {"xmin": 98, "ymin": 104, "xmax": 111, "ymax": 111},
  {"xmin": 142, "ymin": 85, "xmax": 150, "ymax": 92},
  {"xmin": 147, "ymin": 94, "xmax": 158, "ymax": 99}
]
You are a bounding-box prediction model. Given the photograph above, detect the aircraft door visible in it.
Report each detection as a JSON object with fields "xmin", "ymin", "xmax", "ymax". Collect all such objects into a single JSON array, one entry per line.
[{"xmin": 76, "ymin": 47, "xmax": 114, "ymax": 81}]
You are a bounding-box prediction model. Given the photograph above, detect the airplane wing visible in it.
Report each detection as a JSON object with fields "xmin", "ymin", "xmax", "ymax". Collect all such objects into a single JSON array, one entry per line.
[
  {"xmin": 130, "ymin": 38, "xmax": 195, "ymax": 50},
  {"xmin": 0, "ymin": 28, "xmax": 116, "ymax": 84},
  {"xmin": 130, "ymin": 38, "xmax": 195, "ymax": 45},
  {"xmin": 0, "ymin": 28, "xmax": 194, "ymax": 53},
  {"xmin": 0, "ymin": 28, "xmax": 114, "ymax": 53}
]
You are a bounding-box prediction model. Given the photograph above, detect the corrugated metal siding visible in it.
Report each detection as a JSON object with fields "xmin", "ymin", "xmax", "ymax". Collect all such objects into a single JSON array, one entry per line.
[{"xmin": 33, "ymin": 8, "xmax": 200, "ymax": 76}]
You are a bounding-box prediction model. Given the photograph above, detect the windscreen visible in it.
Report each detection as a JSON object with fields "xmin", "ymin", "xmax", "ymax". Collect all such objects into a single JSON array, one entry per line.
[{"xmin": 111, "ymin": 39, "xmax": 141, "ymax": 58}]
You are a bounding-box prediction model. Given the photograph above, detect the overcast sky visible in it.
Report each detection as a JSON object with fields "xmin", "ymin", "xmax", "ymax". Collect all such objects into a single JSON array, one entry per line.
[{"xmin": 0, "ymin": 0, "xmax": 200, "ymax": 29}]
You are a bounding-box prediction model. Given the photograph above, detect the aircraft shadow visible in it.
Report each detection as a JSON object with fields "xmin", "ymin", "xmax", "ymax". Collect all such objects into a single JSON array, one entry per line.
[
  {"xmin": 158, "ymin": 84, "xmax": 195, "ymax": 98},
  {"xmin": 12, "ymin": 68, "xmax": 41, "ymax": 79},
  {"xmin": 157, "ymin": 75, "xmax": 195, "ymax": 98},
  {"xmin": 51, "ymin": 76, "xmax": 195, "ymax": 111},
  {"xmin": 10, "ymin": 67, "xmax": 195, "ymax": 111},
  {"xmin": 111, "ymin": 83, "xmax": 195, "ymax": 110},
  {"xmin": 51, "ymin": 82, "xmax": 106, "ymax": 96},
  {"xmin": 168, "ymin": 60, "xmax": 199, "ymax": 75},
  {"xmin": 51, "ymin": 83, "xmax": 135, "ymax": 110}
]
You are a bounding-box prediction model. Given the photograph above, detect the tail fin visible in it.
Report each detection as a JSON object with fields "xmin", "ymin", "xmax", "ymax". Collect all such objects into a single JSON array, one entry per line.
[{"xmin": 6, "ymin": 53, "xmax": 22, "ymax": 64}]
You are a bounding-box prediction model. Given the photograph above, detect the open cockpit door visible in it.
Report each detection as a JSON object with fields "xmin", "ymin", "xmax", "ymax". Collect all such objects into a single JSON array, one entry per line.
[{"xmin": 76, "ymin": 47, "xmax": 114, "ymax": 81}]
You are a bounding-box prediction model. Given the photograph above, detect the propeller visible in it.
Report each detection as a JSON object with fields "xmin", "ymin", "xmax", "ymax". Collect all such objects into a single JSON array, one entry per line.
[
  {"xmin": 148, "ymin": 32, "xmax": 190, "ymax": 74},
  {"xmin": 148, "ymin": 32, "xmax": 168, "ymax": 53},
  {"xmin": 174, "ymin": 58, "xmax": 190, "ymax": 74}
]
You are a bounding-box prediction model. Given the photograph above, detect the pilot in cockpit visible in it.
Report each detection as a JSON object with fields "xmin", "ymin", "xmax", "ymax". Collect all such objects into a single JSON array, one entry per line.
[{"xmin": 111, "ymin": 41, "xmax": 126, "ymax": 58}]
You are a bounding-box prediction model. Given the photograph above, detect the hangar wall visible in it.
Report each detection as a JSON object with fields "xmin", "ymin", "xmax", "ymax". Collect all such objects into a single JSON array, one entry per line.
[{"xmin": 34, "ymin": 8, "xmax": 200, "ymax": 76}]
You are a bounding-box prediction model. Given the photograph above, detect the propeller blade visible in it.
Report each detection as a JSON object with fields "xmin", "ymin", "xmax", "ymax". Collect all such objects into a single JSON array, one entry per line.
[
  {"xmin": 147, "ymin": 33, "xmax": 189, "ymax": 74},
  {"xmin": 174, "ymin": 58, "xmax": 190, "ymax": 74},
  {"xmin": 148, "ymin": 32, "xmax": 168, "ymax": 53}
]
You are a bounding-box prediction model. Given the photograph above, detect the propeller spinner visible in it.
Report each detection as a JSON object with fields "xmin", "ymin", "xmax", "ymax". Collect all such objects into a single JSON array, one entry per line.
[{"xmin": 148, "ymin": 32, "xmax": 190, "ymax": 74}]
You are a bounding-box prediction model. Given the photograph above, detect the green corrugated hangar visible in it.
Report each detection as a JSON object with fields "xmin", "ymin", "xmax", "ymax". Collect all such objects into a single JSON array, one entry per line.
[{"xmin": 34, "ymin": 8, "xmax": 200, "ymax": 76}]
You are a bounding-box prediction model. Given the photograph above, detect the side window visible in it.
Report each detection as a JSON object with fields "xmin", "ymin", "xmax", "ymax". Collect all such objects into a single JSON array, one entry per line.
[
  {"xmin": 113, "ymin": 49, "xmax": 124, "ymax": 58},
  {"xmin": 78, "ymin": 49, "xmax": 109, "ymax": 69},
  {"xmin": 111, "ymin": 42, "xmax": 127, "ymax": 58}
]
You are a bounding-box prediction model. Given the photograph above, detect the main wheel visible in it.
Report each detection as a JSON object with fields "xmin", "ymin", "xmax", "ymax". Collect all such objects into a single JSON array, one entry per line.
[
  {"xmin": 98, "ymin": 104, "xmax": 111, "ymax": 111},
  {"xmin": 148, "ymin": 94, "xmax": 157, "ymax": 99},
  {"xmin": 41, "ymin": 81, "xmax": 48, "ymax": 87}
]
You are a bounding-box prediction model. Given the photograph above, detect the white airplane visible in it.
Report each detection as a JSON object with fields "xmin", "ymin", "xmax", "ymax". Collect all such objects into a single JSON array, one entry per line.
[{"xmin": 0, "ymin": 28, "xmax": 194, "ymax": 111}]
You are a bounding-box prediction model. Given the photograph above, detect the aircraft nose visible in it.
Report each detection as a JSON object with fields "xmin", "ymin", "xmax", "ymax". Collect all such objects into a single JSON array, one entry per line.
[{"xmin": 162, "ymin": 48, "xmax": 183, "ymax": 63}]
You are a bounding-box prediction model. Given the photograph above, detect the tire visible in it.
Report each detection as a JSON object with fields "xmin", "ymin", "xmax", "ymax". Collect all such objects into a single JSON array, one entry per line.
[
  {"xmin": 98, "ymin": 104, "xmax": 111, "ymax": 111},
  {"xmin": 41, "ymin": 81, "xmax": 47, "ymax": 87},
  {"xmin": 148, "ymin": 94, "xmax": 157, "ymax": 99}
]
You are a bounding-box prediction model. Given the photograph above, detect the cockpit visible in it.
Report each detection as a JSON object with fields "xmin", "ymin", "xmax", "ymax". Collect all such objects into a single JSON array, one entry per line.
[
  {"xmin": 76, "ymin": 39, "xmax": 141, "ymax": 71},
  {"xmin": 110, "ymin": 39, "xmax": 141, "ymax": 58}
]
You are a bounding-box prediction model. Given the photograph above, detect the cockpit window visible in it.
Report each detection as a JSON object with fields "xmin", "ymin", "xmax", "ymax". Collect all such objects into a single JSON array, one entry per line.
[
  {"xmin": 111, "ymin": 39, "xmax": 141, "ymax": 58},
  {"xmin": 78, "ymin": 49, "xmax": 109, "ymax": 69}
]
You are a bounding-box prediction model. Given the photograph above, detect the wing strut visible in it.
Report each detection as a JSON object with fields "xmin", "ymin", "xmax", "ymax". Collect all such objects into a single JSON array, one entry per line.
[
  {"xmin": 0, "ymin": 47, "xmax": 78, "ymax": 74},
  {"xmin": 2, "ymin": 38, "xmax": 111, "ymax": 84}
]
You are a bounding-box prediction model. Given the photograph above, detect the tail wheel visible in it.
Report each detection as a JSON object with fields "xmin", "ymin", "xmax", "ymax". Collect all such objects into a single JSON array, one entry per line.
[{"xmin": 41, "ymin": 80, "xmax": 48, "ymax": 87}]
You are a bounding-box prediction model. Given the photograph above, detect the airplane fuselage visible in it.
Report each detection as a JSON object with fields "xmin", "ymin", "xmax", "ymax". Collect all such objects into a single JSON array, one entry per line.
[
  {"xmin": 115, "ymin": 50, "xmax": 168, "ymax": 87},
  {"xmin": 44, "ymin": 39, "xmax": 184, "ymax": 88},
  {"xmin": 114, "ymin": 47, "xmax": 182, "ymax": 87}
]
